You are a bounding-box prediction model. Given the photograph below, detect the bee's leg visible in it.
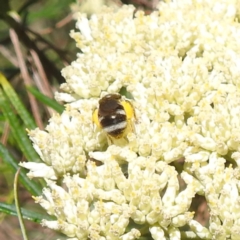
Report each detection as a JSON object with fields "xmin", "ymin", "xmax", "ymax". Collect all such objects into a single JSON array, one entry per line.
[{"xmin": 107, "ymin": 135, "xmax": 114, "ymax": 145}]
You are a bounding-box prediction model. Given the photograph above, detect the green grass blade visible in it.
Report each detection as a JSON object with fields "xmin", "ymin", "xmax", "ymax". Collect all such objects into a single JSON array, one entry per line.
[
  {"xmin": 0, "ymin": 143, "xmax": 42, "ymax": 196},
  {"xmin": 27, "ymin": 86, "xmax": 64, "ymax": 113},
  {"xmin": 14, "ymin": 169, "xmax": 29, "ymax": 240},
  {"xmin": 0, "ymin": 88, "xmax": 40, "ymax": 163},
  {"xmin": 0, "ymin": 73, "xmax": 36, "ymax": 130},
  {"xmin": 0, "ymin": 202, "xmax": 54, "ymax": 223}
]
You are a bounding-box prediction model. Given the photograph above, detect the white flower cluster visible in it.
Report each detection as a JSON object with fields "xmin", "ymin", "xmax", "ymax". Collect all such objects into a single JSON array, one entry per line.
[{"xmin": 21, "ymin": 0, "xmax": 240, "ymax": 239}]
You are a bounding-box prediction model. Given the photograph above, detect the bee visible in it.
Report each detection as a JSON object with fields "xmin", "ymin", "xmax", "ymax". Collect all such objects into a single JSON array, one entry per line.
[{"xmin": 92, "ymin": 93, "xmax": 135, "ymax": 142}]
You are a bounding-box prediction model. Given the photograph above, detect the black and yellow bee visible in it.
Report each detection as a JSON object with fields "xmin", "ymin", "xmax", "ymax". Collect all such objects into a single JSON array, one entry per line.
[{"xmin": 92, "ymin": 93, "xmax": 135, "ymax": 142}]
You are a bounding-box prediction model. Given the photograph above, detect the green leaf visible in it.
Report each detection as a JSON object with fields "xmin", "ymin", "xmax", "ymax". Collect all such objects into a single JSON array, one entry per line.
[
  {"xmin": 0, "ymin": 143, "xmax": 42, "ymax": 196},
  {"xmin": 27, "ymin": 86, "xmax": 64, "ymax": 113},
  {"xmin": 0, "ymin": 202, "xmax": 54, "ymax": 223},
  {"xmin": 27, "ymin": 0, "xmax": 74, "ymax": 22}
]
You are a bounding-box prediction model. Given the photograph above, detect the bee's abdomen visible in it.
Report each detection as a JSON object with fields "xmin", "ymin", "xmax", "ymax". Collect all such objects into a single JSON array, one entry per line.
[{"xmin": 99, "ymin": 107, "xmax": 127, "ymax": 137}]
